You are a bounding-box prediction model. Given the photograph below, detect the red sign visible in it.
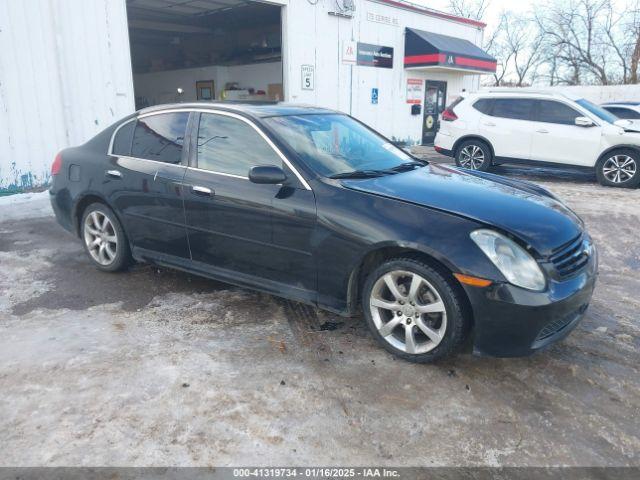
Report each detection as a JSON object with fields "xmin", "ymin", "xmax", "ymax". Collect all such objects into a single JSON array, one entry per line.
[{"xmin": 406, "ymin": 78, "xmax": 423, "ymax": 104}]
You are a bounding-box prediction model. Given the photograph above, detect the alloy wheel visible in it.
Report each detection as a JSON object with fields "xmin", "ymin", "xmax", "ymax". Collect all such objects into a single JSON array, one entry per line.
[
  {"xmin": 459, "ymin": 145, "xmax": 485, "ymax": 169},
  {"xmin": 602, "ymin": 155, "xmax": 636, "ymax": 184},
  {"xmin": 369, "ymin": 270, "xmax": 447, "ymax": 354},
  {"xmin": 83, "ymin": 211, "xmax": 118, "ymax": 266}
]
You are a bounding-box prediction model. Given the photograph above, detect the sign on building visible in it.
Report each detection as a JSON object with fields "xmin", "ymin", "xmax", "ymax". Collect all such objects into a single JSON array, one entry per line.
[
  {"xmin": 406, "ymin": 78, "xmax": 423, "ymax": 104},
  {"xmin": 301, "ymin": 65, "xmax": 315, "ymax": 90},
  {"xmin": 356, "ymin": 43, "xmax": 394, "ymax": 69},
  {"xmin": 366, "ymin": 11, "xmax": 399, "ymax": 26},
  {"xmin": 342, "ymin": 40, "xmax": 357, "ymax": 64},
  {"xmin": 371, "ymin": 88, "xmax": 379, "ymax": 104}
]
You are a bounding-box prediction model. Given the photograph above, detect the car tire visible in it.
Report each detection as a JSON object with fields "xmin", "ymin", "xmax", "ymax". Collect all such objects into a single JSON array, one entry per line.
[
  {"xmin": 455, "ymin": 139, "xmax": 492, "ymax": 171},
  {"xmin": 595, "ymin": 149, "xmax": 640, "ymax": 188},
  {"xmin": 81, "ymin": 202, "xmax": 131, "ymax": 272},
  {"xmin": 362, "ymin": 257, "xmax": 471, "ymax": 363}
]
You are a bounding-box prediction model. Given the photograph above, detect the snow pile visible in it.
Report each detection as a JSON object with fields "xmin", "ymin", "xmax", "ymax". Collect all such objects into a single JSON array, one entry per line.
[{"xmin": 0, "ymin": 190, "xmax": 52, "ymax": 222}]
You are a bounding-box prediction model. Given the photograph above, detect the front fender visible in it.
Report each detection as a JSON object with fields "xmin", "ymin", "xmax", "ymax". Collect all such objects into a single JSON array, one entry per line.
[{"xmin": 597, "ymin": 144, "xmax": 640, "ymax": 163}]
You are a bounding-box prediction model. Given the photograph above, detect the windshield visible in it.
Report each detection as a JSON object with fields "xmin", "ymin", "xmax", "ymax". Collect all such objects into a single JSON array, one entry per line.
[
  {"xmin": 576, "ymin": 99, "xmax": 618, "ymax": 124},
  {"xmin": 264, "ymin": 114, "xmax": 419, "ymax": 177}
]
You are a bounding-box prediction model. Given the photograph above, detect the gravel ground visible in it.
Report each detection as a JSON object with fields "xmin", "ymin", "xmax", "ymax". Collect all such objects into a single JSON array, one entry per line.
[{"xmin": 0, "ymin": 153, "xmax": 638, "ymax": 467}]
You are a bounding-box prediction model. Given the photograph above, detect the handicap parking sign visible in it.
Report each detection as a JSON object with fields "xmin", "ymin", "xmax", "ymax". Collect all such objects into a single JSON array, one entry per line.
[{"xmin": 371, "ymin": 88, "xmax": 379, "ymax": 104}]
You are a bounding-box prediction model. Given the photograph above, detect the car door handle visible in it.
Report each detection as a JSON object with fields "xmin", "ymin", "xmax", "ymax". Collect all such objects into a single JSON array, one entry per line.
[
  {"xmin": 536, "ymin": 129, "xmax": 549, "ymax": 134},
  {"xmin": 191, "ymin": 185, "xmax": 213, "ymax": 197},
  {"xmin": 483, "ymin": 122, "xmax": 496, "ymax": 127},
  {"xmin": 106, "ymin": 169, "xmax": 122, "ymax": 178}
]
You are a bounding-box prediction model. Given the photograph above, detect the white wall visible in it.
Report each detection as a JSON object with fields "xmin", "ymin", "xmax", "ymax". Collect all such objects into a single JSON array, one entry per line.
[
  {"xmin": 0, "ymin": 0, "xmax": 135, "ymax": 191},
  {"xmin": 282, "ymin": 0, "xmax": 486, "ymax": 144},
  {"xmin": 524, "ymin": 85, "xmax": 640, "ymax": 104},
  {"xmin": 133, "ymin": 61, "xmax": 283, "ymax": 105}
]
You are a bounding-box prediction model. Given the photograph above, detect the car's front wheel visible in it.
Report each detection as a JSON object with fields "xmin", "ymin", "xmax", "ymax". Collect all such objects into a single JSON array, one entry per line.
[
  {"xmin": 455, "ymin": 139, "xmax": 492, "ymax": 171},
  {"xmin": 362, "ymin": 258, "xmax": 470, "ymax": 363},
  {"xmin": 81, "ymin": 203, "xmax": 131, "ymax": 272},
  {"xmin": 596, "ymin": 149, "xmax": 640, "ymax": 188}
]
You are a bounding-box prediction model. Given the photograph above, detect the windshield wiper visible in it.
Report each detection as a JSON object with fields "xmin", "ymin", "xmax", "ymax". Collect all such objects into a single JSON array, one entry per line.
[
  {"xmin": 329, "ymin": 161, "xmax": 427, "ymax": 179},
  {"xmin": 389, "ymin": 161, "xmax": 426, "ymax": 172},
  {"xmin": 329, "ymin": 169, "xmax": 390, "ymax": 179}
]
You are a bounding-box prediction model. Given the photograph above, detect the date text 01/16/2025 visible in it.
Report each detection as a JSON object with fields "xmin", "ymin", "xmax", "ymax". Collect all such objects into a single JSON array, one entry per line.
[{"xmin": 232, "ymin": 468, "xmax": 400, "ymax": 478}]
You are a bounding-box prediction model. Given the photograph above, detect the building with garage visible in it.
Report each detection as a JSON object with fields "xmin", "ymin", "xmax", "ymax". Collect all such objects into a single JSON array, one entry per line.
[{"xmin": 0, "ymin": 0, "xmax": 495, "ymax": 191}]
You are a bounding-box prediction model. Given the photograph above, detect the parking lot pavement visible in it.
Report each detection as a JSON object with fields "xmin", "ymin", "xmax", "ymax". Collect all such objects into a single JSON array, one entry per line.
[{"xmin": 1, "ymin": 168, "xmax": 639, "ymax": 467}]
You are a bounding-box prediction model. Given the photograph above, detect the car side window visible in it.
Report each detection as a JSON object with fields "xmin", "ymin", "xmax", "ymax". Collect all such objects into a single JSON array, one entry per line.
[
  {"xmin": 490, "ymin": 99, "xmax": 534, "ymax": 121},
  {"xmin": 196, "ymin": 113, "xmax": 282, "ymax": 177},
  {"xmin": 473, "ymin": 98, "xmax": 493, "ymax": 115},
  {"xmin": 112, "ymin": 120, "xmax": 135, "ymax": 156},
  {"xmin": 131, "ymin": 112, "xmax": 189, "ymax": 164},
  {"xmin": 536, "ymin": 100, "xmax": 581, "ymax": 125},
  {"xmin": 604, "ymin": 106, "xmax": 640, "ymax": 120}
]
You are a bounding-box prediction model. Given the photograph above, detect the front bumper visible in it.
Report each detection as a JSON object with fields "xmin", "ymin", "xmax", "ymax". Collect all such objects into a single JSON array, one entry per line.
[{"xmin": 465, "ymin": 256, "xmax": 597, "ymax": 357}]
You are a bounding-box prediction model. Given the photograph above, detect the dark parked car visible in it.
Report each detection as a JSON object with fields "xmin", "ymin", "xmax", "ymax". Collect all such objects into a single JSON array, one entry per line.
[{"xmin": 50, "ymin": 103, "xmax": 597, "ymax": 362}]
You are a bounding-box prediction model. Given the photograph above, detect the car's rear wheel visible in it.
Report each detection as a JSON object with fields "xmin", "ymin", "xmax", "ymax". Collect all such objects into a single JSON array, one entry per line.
[
  {"xmin": 455, "ymin": 139, "xmax": 492, "ymax": 171},
  {"xmin": 81, "ymin": 203, "xmax": 131, "ymax": 272},
  {"xmin": 596, "ymin": 149, "xmax": 640, "ymax": 188},
  {"xmin": 362, "ymin": 258, "xmax": 470, "ymax": 363}
]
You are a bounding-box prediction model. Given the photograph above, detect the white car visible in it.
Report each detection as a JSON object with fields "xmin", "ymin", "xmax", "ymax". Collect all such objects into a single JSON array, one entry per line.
[
  {"xmin": 434, "ymin": 90, "xmax": 640, "ymax": 188},
  {"xmin": 601, "ymin": 102, "xmax": 640, "ymax": 129},
  {"xmin": 601, "ymin": 102, "xmax": 640, "ymax": 119}
]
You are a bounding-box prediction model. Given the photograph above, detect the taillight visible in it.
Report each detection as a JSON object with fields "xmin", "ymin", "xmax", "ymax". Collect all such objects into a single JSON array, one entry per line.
[
  {"xmin": 442, "ymin": 108, "xmax": 458, "ymax": 122},
  {"xmin": 51, "ymin": 152, "xmax": 62, "ymax": 175}
]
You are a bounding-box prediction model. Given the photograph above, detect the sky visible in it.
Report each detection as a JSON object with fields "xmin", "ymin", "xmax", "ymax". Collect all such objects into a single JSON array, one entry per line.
[
  {"xmin": 412, "ymin": 0, "xmax": 534, "ymax": 29},
  {"xmin": 412, "ymin": 0, "xmax": 628, "ymax": 31}
]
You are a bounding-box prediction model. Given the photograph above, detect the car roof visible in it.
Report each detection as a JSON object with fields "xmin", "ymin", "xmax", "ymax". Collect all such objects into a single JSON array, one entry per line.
[
  {"xmin": 471, "ymin": 89, "xmax": 581, "ymax": 101},
  {"xmin": 137, "ymin": 101, "xmax": 339, "ymax": 119},
  {"xmin": 601, "ymin": 102, "xmax": 640, "ymax": 107}
]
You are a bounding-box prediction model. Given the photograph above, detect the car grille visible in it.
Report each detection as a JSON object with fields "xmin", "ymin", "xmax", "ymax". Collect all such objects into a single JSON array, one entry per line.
[{"xmin": 549, "ymin": 234, "xmax": 589, "ymax": 278}]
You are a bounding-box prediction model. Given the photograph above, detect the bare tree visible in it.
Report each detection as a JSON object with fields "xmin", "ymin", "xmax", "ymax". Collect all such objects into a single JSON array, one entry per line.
[
  {"xmin": 604, "ymin": 3, "xmax": 629, "ymax": 83},
  {"xmin": 535, "ymin": 0, "xmax": 628, "ymax": 85},
  {"xmin": 482, "ymin": 12, "xmax": 512, "ymax": 85},
  {"xmin": 504, "ymin": 13, "xmax": 544, "ymax": 86},
  {"xmin": 480, "ymin": 10, "xmax": 543, "ymax": 86},
  {"xmin": 447, "ymin": 0, "xmax": 491, "ymax": 21},
  {"xmin": 624, "ymin": 1, "xmax": 640, "ymax": 83},
  {"xmin": 450, "ymin": 0, "xmax": 638, "ymax": 86}
]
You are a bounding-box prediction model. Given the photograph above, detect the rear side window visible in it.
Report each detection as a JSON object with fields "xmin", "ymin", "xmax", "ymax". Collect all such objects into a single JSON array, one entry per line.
[
  {"xmin": 491, "ymin": 99, "xmax": 534, "ymax": 121},
  {"xmin": 131, "ymin": 112, "xmax": 189, "ymax": 164},
  {"xmin": 536, "ymin": 100, "xmax": 581, "ymax": 125},
  {"xmin": 196, "ymin": 113, "xmax": 282, "ymax": 177},
  {"xmin": 473, "ymin": 98, "xmax": 493, "ymax": 114},
  {"xmin": 111, "ymin": 120, "xmax": 135, "ymax": 156},
  {"xmin": 604, "ymin": 106, "xmax": 640, "ymax": 119}
]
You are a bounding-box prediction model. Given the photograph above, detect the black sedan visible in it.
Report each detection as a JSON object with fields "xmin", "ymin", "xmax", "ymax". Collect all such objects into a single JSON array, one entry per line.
[{"xmin": 50, "ymin": 103, "xmax": 597, "ymax": 362}]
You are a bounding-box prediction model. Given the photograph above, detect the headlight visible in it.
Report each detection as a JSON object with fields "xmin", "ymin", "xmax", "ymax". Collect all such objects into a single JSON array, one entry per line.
[{"xmin": 470, "ymin": 229, "xmax": 546, "ymax": 291}]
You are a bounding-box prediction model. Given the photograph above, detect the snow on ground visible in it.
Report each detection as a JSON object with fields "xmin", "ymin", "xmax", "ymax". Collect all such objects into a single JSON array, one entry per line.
[{"xmin": 0, "ymin": 191, "xmax": 52, "ymax": 222}]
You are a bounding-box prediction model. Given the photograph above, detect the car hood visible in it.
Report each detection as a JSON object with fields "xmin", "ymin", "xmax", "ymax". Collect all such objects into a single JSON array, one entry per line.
[
  {"xmin": 622, "ymin": 120, "xmax": 640, "ymax": 133},
  {"xmin": 340, "ymin": 163, "xmax": 582, "ymax": 255}
]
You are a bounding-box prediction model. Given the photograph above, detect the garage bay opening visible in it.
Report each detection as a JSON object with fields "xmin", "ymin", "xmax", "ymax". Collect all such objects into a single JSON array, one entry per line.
[{"xmin": 126, "ymin": 0, "xmax": 283, "ymax": 109}]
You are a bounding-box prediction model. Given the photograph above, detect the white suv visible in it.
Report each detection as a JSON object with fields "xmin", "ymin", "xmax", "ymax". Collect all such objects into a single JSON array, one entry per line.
[{"xmin": 434, "ymin": 90, "xmax": 640, "ymax": 188}]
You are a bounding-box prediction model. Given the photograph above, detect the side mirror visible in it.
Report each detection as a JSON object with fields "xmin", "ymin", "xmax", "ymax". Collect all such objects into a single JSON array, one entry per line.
[
  {"xmin": 249, "ymin": 165, "xmax": 287, "ymax": 184},
  {"xmin": 575, "ymin": 116, "xmax": 595, "ymax": 127}
]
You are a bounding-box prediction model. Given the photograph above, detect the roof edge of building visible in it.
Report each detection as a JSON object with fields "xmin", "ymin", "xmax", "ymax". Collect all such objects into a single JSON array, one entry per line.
[{"xmin": 371, "ymin": 0, "xmax": 487, "ymax": 29}]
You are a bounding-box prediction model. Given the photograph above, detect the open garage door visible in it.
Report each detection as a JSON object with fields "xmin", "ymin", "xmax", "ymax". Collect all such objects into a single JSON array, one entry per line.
[{"xmin": 126, "ymin": 0, "xmax": 283, "ymax": 109}]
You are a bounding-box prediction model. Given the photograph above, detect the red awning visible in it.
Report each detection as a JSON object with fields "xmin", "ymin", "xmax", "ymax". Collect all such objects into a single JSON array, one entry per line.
[{"xmin": 404, "ymin": 28, "xmax": 497, "ymax": 74}]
